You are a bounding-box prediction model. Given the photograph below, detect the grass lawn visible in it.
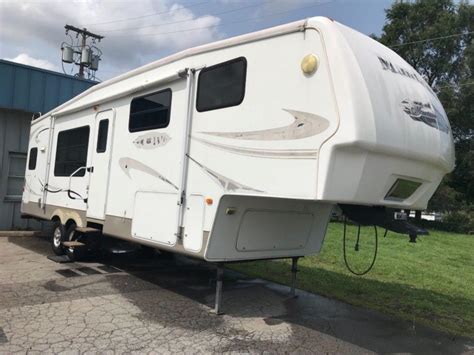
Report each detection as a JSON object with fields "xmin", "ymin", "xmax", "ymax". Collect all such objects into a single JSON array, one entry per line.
[{"xmin": 229, "ymin": 222, "xmax": 474, "ymax": 338}]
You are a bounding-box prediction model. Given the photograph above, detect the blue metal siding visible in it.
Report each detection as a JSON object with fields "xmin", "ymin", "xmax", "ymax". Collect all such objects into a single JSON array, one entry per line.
[
  {"xmin": 12, "ymin": 67, "xmax": 30, "ymax": 110},
  {"xmin": 0, "ymin": 59, "xmax": 96, "ymax": 114},
  {"xmin": 29, "ymin": 71, "xmax": 45, "ymax": 112},
  {"xmin": 0, "ymin": 64, "xmax": 14, "ymax": 107},
  {"xmin": 44, "ymin": 75, "xmax": 59, "ymax": 110},
  {"xmin": 59, "ymin": 77, "xmax": 74, "ymax": 104}
]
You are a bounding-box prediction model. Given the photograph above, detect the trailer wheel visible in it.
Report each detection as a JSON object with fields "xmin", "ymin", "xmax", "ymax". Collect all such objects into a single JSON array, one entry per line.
[
  {"xmin": 64, "ymin": 223, "xmax": 84, "ymax": 262},
  {"xmin": 158, "ymin": 249, "xmax": 175, "ymax": 259},
  {"xmin": 51, "ymin": 222, "xmax": 66, "ymax": 255}
]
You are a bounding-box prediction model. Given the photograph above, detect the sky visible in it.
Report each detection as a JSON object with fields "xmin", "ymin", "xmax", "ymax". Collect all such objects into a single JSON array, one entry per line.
[{"xmin": 0, "ymin": 0, "xmax": 394, "ymax": 81}]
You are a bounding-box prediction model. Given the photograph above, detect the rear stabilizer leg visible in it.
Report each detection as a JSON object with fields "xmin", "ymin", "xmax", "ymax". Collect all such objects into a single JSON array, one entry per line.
[
  {"xmin": 290, "ymin": 257, "xmax": 299, "ymax": 298},
  {"xmin": 211, "ymin": 263, "xmax": 224, "ymax": 315}
]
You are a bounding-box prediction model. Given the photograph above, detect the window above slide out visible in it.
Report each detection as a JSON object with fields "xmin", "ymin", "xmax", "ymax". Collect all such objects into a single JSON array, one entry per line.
[
  {"xmin": 129, "ymin": 89, "xmax": 172, "ymax": 132},
  {"xmin": 196, "ymin": 57, "xmax": 247, "ymax": 112}
]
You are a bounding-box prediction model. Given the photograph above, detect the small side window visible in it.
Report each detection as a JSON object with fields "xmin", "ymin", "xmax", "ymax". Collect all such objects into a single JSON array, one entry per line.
[
  {"xmin": 196, "ymin": 57, "xmax": 247, "ymax": 112},
  {"xmin": 96, "ymin": 119, "xmax": 109, "ymax": 153},
  {"xmin": 129, "ymin": 89, "xmax": 172, "ymax": 132},
  {"xmin": 28, "ymin": 148, "xmax": 38, "ymax": 170}
]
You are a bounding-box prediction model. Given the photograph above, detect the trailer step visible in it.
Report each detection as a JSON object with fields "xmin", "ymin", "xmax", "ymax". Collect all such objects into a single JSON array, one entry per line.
[
  {"xmin": 76, "ymin": 227, "xmax": 101, "ymax": 233},
  {"xmin": 47, "ymin": 255, "xmax": 72, "ymax": 263},
  {"xmin": 63, "ymin": 241, "xmax": 85, "ymax": 247}
]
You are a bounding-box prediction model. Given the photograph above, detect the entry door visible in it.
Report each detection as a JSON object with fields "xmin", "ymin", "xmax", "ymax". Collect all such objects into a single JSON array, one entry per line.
[{"xmin": 87, "ymin": 109, "xmax": 114, "ymax": 220}]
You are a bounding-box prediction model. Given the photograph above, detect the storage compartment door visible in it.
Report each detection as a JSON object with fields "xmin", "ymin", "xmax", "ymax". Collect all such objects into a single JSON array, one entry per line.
[
  {"xmin": 132, "ymin": 191, "xmax": 178, "ymax": 246},
  {"xmin": 183, "ymin": 194, "xmax": 205, "ymax": 252}
]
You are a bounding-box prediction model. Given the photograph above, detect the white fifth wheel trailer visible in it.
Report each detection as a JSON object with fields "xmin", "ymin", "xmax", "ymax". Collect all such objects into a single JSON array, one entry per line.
[{"xmin": 22, "ymin": 17, "xmax": 454, "ymax": 312}]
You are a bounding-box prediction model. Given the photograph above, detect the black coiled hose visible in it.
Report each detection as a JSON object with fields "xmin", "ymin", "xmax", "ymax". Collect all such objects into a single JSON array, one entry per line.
[{"xmin": 343, "ymin": 217, "xmax": 379, "ymax": 276}]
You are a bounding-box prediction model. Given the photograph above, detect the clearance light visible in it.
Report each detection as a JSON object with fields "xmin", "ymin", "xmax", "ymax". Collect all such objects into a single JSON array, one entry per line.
[
  {"xmin": 301, "ymin": 54, "xmax": 319, "ymax": 75},
  {"xmin": 205, "ymin": 197, "xmax": 213, "ymax": 205}
]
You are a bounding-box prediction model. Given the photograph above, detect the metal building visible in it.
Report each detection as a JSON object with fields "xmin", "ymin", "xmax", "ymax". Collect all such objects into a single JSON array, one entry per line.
[{"xmin": 0, "ymin": 59, "xmax": 96, "ymax": 230}]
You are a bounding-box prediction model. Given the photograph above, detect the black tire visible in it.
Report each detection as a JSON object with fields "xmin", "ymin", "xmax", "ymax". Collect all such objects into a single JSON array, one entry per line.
[
  {"xmin": 158, "ymin": 249, "xmax": 175, "ymax": 259},
  {"xmin": 64, "ymin": 223, "xmax": 84, "ymax": 262},
  {"xmin": 51, "ymin": 221, "xmax": 66, "ymax": 255},
  {"xmin": 140, "ymin": 245, "xmax": 156, "ymax": 258}
]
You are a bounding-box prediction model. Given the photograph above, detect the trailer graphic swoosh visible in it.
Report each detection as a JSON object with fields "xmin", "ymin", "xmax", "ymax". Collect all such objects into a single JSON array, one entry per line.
[
  {"xmin": 193, "ymin": 137, "xmax": 318, "ymax": 159},
  {"xmin": 29, "ymin": 126, "xmax": 49, "ymax": 143},
  {"xmin": 119, "ymin": 157, "xmax": 178, "ymax": 190},
  {"xmin": 188, "ymin": 156, "xmax": 264, "ymax": 193},
  {"xmin": 200, "ymin": 109, "xmax": 329, "ymax": 141}
]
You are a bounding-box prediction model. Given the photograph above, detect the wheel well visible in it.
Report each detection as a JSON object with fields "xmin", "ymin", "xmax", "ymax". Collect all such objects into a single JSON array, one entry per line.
[
  {"xmin": 65, "ymin": 219, "xmax": 77, "ymax": 230},
  {"xmin": 51, "ymin": 216, "xmax": 60, "ymax": 223}
]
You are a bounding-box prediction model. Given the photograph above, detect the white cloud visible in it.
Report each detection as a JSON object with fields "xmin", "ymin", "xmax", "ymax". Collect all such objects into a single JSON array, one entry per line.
[
  {"xmin": 0, "ymin": 0, "xmax": 223, "ymax": 79},
  {"xmin": 4, "ymin": 53, "xmax": 59, "ymax": 72}
]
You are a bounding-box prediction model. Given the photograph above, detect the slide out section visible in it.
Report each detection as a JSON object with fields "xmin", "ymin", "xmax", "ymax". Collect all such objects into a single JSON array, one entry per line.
[{"xmin": 205, "ymin": 195, "xmax": 333, "ymax": 262}]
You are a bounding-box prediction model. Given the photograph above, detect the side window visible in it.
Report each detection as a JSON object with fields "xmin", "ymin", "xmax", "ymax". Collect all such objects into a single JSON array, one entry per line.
[
  {"xmin": 28, "ymin": 147, "xmax": 38, "ymax": 170},
  {"xmin": 54, "ymin": 126, "xmax": 90, "ymax": 177},
  {"xmin": 96, "ymin": 119, "xmax": 109, "ymax": 153},
  {"xmin": 196, "ymin": 57, "xmax": 247, "ymax": 112},
  {"xmin": 129, "ymin": 89, "xmax": 172, "ymax": 132}
]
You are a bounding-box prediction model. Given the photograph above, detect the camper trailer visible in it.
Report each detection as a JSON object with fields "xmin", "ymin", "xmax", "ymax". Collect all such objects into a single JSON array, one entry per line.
[{"xmin": 22, "ymin": 17, "xmax": 454, "ymax": 311}]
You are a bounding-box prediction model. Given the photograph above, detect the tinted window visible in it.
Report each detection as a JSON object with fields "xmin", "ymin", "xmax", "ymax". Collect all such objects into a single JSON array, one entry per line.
[
  {"xmin": 96, "ymin": 119, "xmax": 109, "ymax": 153},
  {"xmin": 28, "ymin": 147, "xmax": 38, "ymax": 170},
  {"xmin": 54, "ymin": 126, "xmax": 90, "ymax": 177},
  {"xmin": 196, "ymin": 57, "xmax": 247, "ymax": 112},
  {"xmin": 129, "ymin": 89, "xmax": 172, "ymax": 132}
]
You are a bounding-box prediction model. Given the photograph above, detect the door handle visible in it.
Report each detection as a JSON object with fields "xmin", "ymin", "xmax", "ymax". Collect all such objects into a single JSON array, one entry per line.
[{"xmin": 87, "ymin": 166, "xmax": 94, "ymax": 173}]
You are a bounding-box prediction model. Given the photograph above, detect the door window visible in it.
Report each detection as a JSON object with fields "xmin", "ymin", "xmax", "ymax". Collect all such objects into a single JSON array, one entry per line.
[{"xmin": 96, "ymin": 119, "xmax": 109, "ymax": 153}]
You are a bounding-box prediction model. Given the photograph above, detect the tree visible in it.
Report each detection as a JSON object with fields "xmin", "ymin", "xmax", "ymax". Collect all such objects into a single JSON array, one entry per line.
[{"xmin": 375, "ymin": 0, "xmax": 473, "ymax": 209}]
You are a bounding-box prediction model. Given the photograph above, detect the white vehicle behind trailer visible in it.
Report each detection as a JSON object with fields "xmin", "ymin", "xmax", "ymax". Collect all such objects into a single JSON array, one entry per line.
[{"xmin": 22, "ymin": 17, "xmax": 455, "ymax": 313}]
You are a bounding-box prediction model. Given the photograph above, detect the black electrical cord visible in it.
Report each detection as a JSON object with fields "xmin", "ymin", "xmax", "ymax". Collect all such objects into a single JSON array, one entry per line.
[
  {"xmin": 43, "ymin": 185, "xmax": 62, "ymax": 194},
  {"xmin": 40, "ymin": 181, "xmax": 86, "ymax": 201},
  {"xmin": 343, "ymin": 217, "xmax": 378, "ymax": 276}
]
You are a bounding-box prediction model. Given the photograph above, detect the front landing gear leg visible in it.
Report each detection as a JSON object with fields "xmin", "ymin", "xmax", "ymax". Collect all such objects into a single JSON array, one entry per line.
[
  {"xmin": 290, "ymin": 257, "xmax": 299, "ymax": 298},
  {"xmin": 211, "ymin": 263, "xmax": 224, "ymax": 315}
]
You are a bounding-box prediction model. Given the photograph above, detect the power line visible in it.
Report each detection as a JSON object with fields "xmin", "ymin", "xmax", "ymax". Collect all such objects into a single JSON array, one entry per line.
[
  {"xmin": 390, "ymin": 31, "xmax": 474, "ymax": 48},
  {"xmin": 107, "ymin": 1, "xmax": 332, "ymax": 38},
  {"xmin": 99, "ymin": 1, "xmax": 269, "ymax": 33},
  {"xmin": 82, "ymin": 0, "xmax": 211, "ymax": 27},
  {"xmin": 104, "ymin": 1, "xmax": 470, "ymax": 51}
]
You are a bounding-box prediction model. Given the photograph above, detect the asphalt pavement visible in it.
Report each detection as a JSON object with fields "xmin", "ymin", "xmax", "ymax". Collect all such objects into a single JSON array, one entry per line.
[{"xmin": 0, "ymin": 235, "xmax": 472, "ymax": 354}]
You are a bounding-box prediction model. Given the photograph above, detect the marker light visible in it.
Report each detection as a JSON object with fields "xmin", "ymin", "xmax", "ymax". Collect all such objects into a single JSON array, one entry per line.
[
  {"xmin": 205, "ymin": 197, "xmax": 213, "ymax": 205},
  {"xmin": 301, "ymin": 54, "xmax": 319, "ymax": 75}
]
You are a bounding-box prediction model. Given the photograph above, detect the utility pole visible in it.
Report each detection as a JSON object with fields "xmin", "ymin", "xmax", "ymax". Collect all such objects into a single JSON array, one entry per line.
[{"xmin": 64, "ymin": 25, "xmax": 104, "ymax": 78}]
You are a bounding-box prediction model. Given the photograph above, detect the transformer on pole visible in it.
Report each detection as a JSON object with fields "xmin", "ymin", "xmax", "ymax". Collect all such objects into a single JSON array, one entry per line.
[{"xmin": 61, "ymin": 24, "xmax": 104, "ymax": 80}]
